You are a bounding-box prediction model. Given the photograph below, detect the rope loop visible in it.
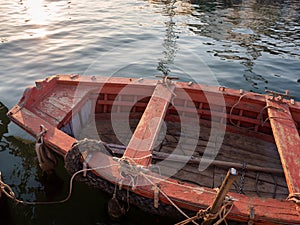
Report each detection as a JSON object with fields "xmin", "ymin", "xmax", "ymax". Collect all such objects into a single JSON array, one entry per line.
[{"xmin": 0, "ymin": 179, "xmax": 16, "ymax": 201}]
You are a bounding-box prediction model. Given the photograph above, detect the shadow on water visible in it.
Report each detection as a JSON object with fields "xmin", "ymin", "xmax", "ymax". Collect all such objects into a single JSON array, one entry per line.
[
  {"xmin": 0, "ymin": 102, "xmax": 13, "ymax": 225},
  {"xmin": 0, "ymin": 102, "xmax": 64, "ymax": 224}
]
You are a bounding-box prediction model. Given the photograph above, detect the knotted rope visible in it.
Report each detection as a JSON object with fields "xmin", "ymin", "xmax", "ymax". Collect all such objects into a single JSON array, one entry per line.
[{"xmin": 175, "ymin": 195, "xmax": 234, "ymax": 225}]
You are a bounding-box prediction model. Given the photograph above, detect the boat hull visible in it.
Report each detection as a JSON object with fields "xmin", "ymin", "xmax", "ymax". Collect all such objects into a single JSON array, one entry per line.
[{"xmin": 7, "ymin": 74, "xmax": 300, "ymax": 224}]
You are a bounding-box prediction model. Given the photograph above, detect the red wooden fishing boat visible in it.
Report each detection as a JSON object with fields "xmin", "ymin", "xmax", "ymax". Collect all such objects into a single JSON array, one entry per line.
[{"xmin": 8, "ymin": 74, "xmax": 300, "ymax": 224}]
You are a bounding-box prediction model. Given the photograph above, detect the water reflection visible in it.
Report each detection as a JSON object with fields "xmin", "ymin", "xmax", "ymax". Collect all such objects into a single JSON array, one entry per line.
[
  {"xmin": 190, "ymin": 0, "xmax": 299, "ymax": 55},
  {"xmin": 189, "ymin": 0, "xmax": 299, "ymax": 89},
  {"xmin": 16, "ymin": 0, "xmax": 70, "ymax": 39},
  {"xmin": 0, "ymin": 101, "xmax": 64, "ymax": 203},
  {"xmin": 0, "ymin": 0, "xmax": 299, "ymax": 223},
  {"xmin": 153, "ymin": 0, "xmax": 196, "ymax": 76},
  {"xmin": 156, "ymin": 1, "xmax": 178, "ymax": 75},
  {"xmin": 0, "ymin": 110, "xmax": 37, "ymax": 213},
  {"xmin": 22, "ymin": 0, "xmax": 49, "ymax": 25},
  {"xmin": 0, "ymin": 102, "xmax": 10, "ymax": 144}
]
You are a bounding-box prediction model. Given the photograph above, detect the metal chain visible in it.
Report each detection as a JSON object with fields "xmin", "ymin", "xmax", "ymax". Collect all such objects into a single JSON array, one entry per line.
[{"xmin": 238, "ymin": 162, "xmax": 247, "ymax": 194}]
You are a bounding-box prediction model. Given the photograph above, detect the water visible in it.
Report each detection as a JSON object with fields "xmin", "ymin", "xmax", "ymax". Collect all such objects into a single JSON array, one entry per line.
[{"xmin": 0, "ymin": 0, "xmax": 299, "ymax": 224}]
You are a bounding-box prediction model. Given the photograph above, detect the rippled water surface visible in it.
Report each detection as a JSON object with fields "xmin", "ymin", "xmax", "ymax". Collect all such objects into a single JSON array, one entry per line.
[{"xmin": 0, "ymin": 0, "xmax": 299, "ymax": 224}]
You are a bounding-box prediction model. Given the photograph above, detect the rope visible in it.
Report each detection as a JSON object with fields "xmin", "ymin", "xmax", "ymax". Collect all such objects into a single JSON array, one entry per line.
[
  {"xmin": 108, "ymin": 180, "xmax": 127, "ymax": 216},
  {"xmin": 229, "ymin": 93, "xmax": 255, "ymax": 130},
  {"xmin": 163, "ymin": 75, "xmax": 177, "ymax": 97},
  {"xmin": 73, "ymin": 139, "xmax": 216, "ymax": 195},
  {"xmin": 174, "ymin": 195, "xmax": 234, "ymax": 225},
  {"xmin": 117, "ymin": 157, "xmax": 150, "ymax": 174},
  {"xmin": 259, "ymin": 105, "xmax": 298, "ymax": 128},
  {"xmin": 141, "ymin": 172, "xmax": 217, "ymax": 195},
  {"xmin": 116, "ymin": 157, "xmax": 149, "ymax": 190},
  {"xmin": 35, "ymin": 125, "xmax": 57, "ymax": 173},
  {"xmin": 140, "ymin": 172, "xmax": 199, "ymax": 225},
  {"xmin": 230, "ymin": 94, "xmax": 298, "ymax": 131},
  {"xmin": 213, "ymin": 199, "xmax": 234, "ymax": 225},
  {"xmin": 0, "ymin": 163, "xmax": 119, "ymax": 206},
  {"xmin": 117, "ymin": 154, "xmax": 220, "ymax": 225},
  {"xmin": 287, "ymin": 193, "xmax": 300, "ymax": 205},
  {"xmin": 73, "ymin": 139, "xmax": 215, "ymax": 194},
  {"xmin": 157, "ymin": 75, "xmax": 177, "ymax": 106},
  {"xmin": 120, "ymin": 154, "xmax": 153, "ymax": 164}
]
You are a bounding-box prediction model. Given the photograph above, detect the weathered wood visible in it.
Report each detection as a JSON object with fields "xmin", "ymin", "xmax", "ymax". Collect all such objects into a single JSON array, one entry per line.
[
  {"xmin": 159, "ymin": 138, "xmax": 281, "ymax": 168},
  {"xmin": 81, "ymin": 117, "xmax": 288, "ymax": 199},
  {"xmin": 266, "ymin": 98, "xmax": 300, "ymax": 194},
  {"xmin": 80, "ymin": 116, "xmax": 288, "ymax": 199},
  {"xmin": 123, "ymin": 82, "xmax": 174, "ymax": 166},
  {"xmin": 108, "ymin": 144, "xmax": 283, "ymax": 174},
  {"xmin": 152, "ymin": 151, "xmax": 283, "ymax": 175},
  {"xmin": 8, "ymin": 75, "xmax": 300, "ymax": 224},
  {"xmin": 173, "ymin": 166, "xmax": 288, "ymax": 199},
  {"xmin": 8, "ymin": 107, "xmax": 75, "ymax": 155},
  {"xmin": 90, "ymin": 116, "xmax": 281, "ymax": 168},
  {"xmin": 87, "ymin": 151, "xmax": 298, "ymax": 225},
  {"xmin": 203, "ymin": 168, "xmax": 237, "ymax": 225},
  {"xmin": 107, "ymin": 144, "xmax": 288, "ymax": 198}
]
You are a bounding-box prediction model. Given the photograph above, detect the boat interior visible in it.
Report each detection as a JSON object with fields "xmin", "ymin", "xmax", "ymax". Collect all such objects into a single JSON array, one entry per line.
[{"xmin": 55, "ymin": 79, "xmax": 300, "ymax": 201}]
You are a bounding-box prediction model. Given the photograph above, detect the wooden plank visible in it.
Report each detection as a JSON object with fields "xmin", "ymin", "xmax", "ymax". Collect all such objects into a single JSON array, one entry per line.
[
  {"xmin": 266, "ymin": 98, "xmax": 300, "ymax": 194},
  {"xmin": 123, "ymin": 82, "xmax": 174, "ymax": 166},
  {"xmin": 8, "ymin": 107, "xmax": 75, "ymax": 156},
  {"xmin": 108, "ymin": 145, "xmax": 283, "ymax": 174},
  {"xmin": 34, "ymin": 100, "xmax": 68, "ymax": 123}
]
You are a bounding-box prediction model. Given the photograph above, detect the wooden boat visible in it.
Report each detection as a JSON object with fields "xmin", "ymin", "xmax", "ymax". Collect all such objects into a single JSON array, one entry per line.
[{"xmin": 7, "ymin": 74, "xmax": 300, "ymax": 224}]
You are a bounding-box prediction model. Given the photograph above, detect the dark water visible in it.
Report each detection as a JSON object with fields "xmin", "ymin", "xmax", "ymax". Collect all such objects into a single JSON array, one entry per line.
[{"xmin": 0, "ymin": 0, "xmax": 299, "ymax": 224}]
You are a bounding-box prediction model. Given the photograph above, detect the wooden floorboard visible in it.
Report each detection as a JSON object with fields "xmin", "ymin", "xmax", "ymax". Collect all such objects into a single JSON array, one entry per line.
[{"xmin": 78, "ymin": 113, "xmax": 288, "ymax": 199}]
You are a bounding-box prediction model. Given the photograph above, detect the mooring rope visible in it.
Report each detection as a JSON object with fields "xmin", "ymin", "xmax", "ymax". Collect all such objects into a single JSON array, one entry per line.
[
  {"xmin": 140, "ymin": 172, "xmax": 217, "ymax": 195},
  {"xmin": 0, "ymin": 163, "xmax": 119, "ymax": 205},
  {"xmin": 140, "ymin": 170, "xmax": 233, "ymax": 225},
  {"xmin": 116, "ymin": 154, "xmax": 221, "ymax": 224},
  {"xmin": 140, "ymin": 172, "xmax": 199, "ymax": 225}
]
